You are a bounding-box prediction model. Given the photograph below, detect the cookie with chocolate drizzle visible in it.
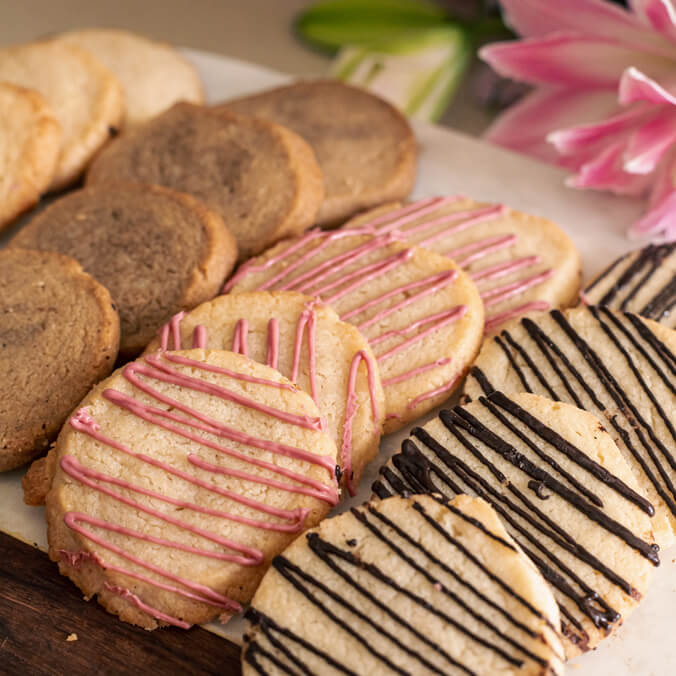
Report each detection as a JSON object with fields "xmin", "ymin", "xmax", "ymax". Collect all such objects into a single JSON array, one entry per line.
[
  {"xmin": 144, "ymin": 292, "xmax": 384, "ymax": 496},
  {"xmin": 243, "ymin": 494, "xmax": 565, "ymax": 676},
  {"xmin": 582, "ymin": 243, "xmax": 675, "ymax": 329},
  {"xmin": 225, "ymin": 231, "xmax": 484, "ymax": 433},
  {"xmin": 44, "ymin": 349, "xmax": 338, "ymax": 629},
  {"xmin": 374, "ymin": 393, "xmax": 658, "ymax": 657},
  {"xmin": 463, "ymin": 305, "xmax": 676, "ymax": 550}
]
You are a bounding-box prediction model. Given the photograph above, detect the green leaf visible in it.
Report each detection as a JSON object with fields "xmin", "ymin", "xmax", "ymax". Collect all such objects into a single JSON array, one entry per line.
[
  {"xmin": 296, "ymin": 0, "xmax": 449, "ymax": 52},
  {"xmin": 330, "ymin": 26, "xmax": 472, "ymax": 122}
]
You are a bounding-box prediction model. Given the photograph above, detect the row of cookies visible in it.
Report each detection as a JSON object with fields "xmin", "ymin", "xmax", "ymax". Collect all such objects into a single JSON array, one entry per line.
[
  {"xmin": 0, "ymin": 29, "xmax": 204, "ymax": 230},
  {"xmin": 1, "ymin": 74, "xmax": 422, "ymax": 476}
]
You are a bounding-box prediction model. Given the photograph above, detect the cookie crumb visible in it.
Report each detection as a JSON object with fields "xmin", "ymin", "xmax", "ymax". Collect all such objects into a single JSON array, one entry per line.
[{"xmin": 66, "ymin": 633, "xmax": 78, "ymax": 642}]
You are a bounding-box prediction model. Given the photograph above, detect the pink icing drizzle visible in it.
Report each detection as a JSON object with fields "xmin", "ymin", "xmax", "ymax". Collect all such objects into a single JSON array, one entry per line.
[
  {"xmin": 267, "ymin": 318, "xmax": 279, "ymax": 369},
  {"xmin": 232, "ymin": 319, "xmax": 248, "ymax": 356},
  {"xmin": 61, "ymin": 352, "xmax": 340, "ymax": 627},
  {"xmin": 351, "ymin": 197, "xmax": 555, "ymax": 330},
  {"xmin": 291, "ymin": 310, "xmax": 318, "ymax": 405},
  {"xmin": 382, "ymin": 357, "xmax": 452, "ymax": 387},
  {"xmin": 341, "ymin": 350, "xmax": 380, "ymax": 496}
]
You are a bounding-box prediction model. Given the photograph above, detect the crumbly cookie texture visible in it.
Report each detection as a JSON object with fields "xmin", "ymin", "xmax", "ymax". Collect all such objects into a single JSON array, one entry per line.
[
  {"xmin": 0, "ymin": 83, "xmax": 61, "ymax": 232},
  {"xmin": 144, "ymin": 291, "xmax": 384, "ymax": 494},
  {"xmin": 57, "ymin": 28, "xmax": 204, "ymax": 126},
  {"xmin": 45, "ymin": 349, "xmax": 338, "ymax": 629},
  {"xmin": 87, "ymin": 102, "xmax": 324, "ymax": 260},
  {"xmin": 582, "ymin": 243, "xmax": 676, "ymax": 329},
  {"xmin": 463, "ymin": 305, "xmax": 676, "ymax": 550},
  {"xmin": 0, "ymin": 40, "xmax": 124, "ymax": 190},
  {"xmin": 243, "ymin": 494, "xmax": 564, "ymax": 676},
  {"xmin": 219, "ymin": 79, "xmax": 417, "ymax": 226},
  {"xmin": 345, "ymin": 196, "xmax": 582, "ymax": 332},
  {"xmin": 374, "ymin": 392, "xmax": 658, "ymax": 658},
  {"xmin": 0, "ymin": 248, "xmax": 119, "ymax": 472},
  {"xmin": 226, "ymin": 231, "xmax": 484, "ymax": 433},
  {"xmin": 12, "ymin": 183, "xmax": 237, "ymax": 356}
]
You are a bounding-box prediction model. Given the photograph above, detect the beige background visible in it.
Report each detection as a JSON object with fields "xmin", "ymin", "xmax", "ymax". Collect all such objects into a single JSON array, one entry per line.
[{"xmin": 0, "ymin": 0, "xmax": 492, "ymax": 134}]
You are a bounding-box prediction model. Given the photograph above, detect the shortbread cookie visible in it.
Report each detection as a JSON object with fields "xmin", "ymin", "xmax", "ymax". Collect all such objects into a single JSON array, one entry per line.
[
  {"xmin": 582, "ymin": 243, "xmax": 676, "ymax": 329},
  {"xmin": 219, "ymin": 80, "xmax": 417, "ymax": 226},
  {"xmin": 243, "ymin": 494, "xmax": 564, "ymax": 676},
  {"xmin": 57, "ymin": 28, "xmax": 204, "ymax": 126},
  {"xmin": 345, "ymin": 196, "xmax": 582, "ymax": 331},
  {"xmin": 374, "ymin": 393, "xmax": 658, "ymax": 657},
  {"xmin": 144, "ymin": 292, "xmax": 384, "ymax": 494},
  {"xmin": 45, "ymin": 349, "xmax": 339, "ymax": 630},
  {"xmin": 11, "ymin": 184, "xmax": 237, "ymax": 356},
  {"xmin": 226, "ymin": 231, "xmax": 484, "ymax": 433},
  {"xmin": 0, "ymin": 41, "xmax": 124, "ymax": 190},
  {"xmin": 87, "ymin": 103, "xmax": 324, "ymax": 259},
  {"xmin": 0, "ymin": 248, "xmax": 119, "ymax": 472},
  {"xmin": 0, "ymin": 83, "xmax": 61, "ymax": 232},
  {"xmin": 463, "ymin": 306, "xmax": 676, "ymax": 549}
]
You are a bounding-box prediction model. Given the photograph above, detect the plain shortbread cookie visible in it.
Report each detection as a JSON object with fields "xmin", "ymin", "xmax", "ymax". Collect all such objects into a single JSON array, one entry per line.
[
  {"xmin": 0, "ymin": 248, "xmax": 119, "ymax": 471},
  {"xmin": 144, "ymin": 291, "xmax": 384, "ymax": 494},
  {"xmin": 45, "ymin": 349, "xmax": 339, "ymax": 630},
  {"xmin": 225, "ymin": 230, "xmax": 484, "ymax": 433},
  {"xmin": 0, "ymin": 83, "xmax": 61, "ymax": 232},
  {"xmin": 11, "ymin": 183, "xmax": 237, "ymax": 356},
  {"xmin": 86, "ymin": 102, "xmax": 324, "ymax": 260},
  {"xmin": 243, "ymin": 494, "xmax": 564, "ymax": 676},
  {"xmin": 373, "ymin": 393, "xmax": 658, "ymax": 657},
  {"xmin": 57, "ymin": 28, "xmax": 204, "ymax": 126},
  {"xmin": 218, "ymin": 80, "xmax": 417, "ymax": 227},
  {"xmin": 0, "ymin": 40, "xmax": 124, "ymax": 190}
]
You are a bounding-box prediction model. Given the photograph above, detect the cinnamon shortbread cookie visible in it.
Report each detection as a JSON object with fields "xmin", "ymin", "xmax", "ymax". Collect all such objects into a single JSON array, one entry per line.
[
  {"xmin": 374, "ymin": 393, "xmax": 658, "ymax": 657},
  {"xmin": 226, "ymin": 231, "xmax": 484, "ymax": 433},
  {"xmin": 0, "ymin": 83, "xmax": 61, "ymax": 232},
  {"xmin": 463, "ymin": 306, "xmax": 676, "ymax": 549},
  {"xmin": 144, "ymin": 291, "xmax": 384, "ymax": 494},
  {"xmin": 0, "ymin": 248, "xmax": 119, "ymax": 471},
  {"xmin": 87, "ymin": 102, "xmax": 324, "ymax": 259},
  {"xmin": 57, "ymin": 28, "xmax": 204, "ymax": 126},
  {"xmin": 243, "ymin": 494, "xmax": 564, "ymax": 676},
  {"xmin": 582, "ymin": 243, "xmax": 675, "ymax": 329},
  {"xmin": 218, "ymin": 80, "xmax": 417, "ymax": 226},
  {"xmin": 12, "ymin": 184, "xmax": 237, "ymax": 356},
  {"xmin": 0, "ymin": 41, "xmax": 124, "ymax": 190},
  {"xmin": 345, "ymin": 196, "xmax": 582, "ymax": 332},
  {"xmin": 45, "ymin": 349, "xmax": 338, "ymax": 629}
]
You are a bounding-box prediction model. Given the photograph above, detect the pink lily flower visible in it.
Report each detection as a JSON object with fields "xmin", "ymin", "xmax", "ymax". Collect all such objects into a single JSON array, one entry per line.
[{"xmin": 480, "ymin": 0, "xmax": 676, "ymax": 241}]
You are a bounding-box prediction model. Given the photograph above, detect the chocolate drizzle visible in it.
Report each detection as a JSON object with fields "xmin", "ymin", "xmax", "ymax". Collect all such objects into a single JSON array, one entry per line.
[
  {"xmin": 584, "ymin": 243, "xmax": 676, "ymax": 326},
  {"xmin": 373, "ymin": 389, "xmax": 659, "ymax": 650},
  {"xmin": 470, "ymin": 307, "xmax": 676, "ymax": 521},
  {"xmin": 244, "ymin": 497, "xmax": 561, "ymax": 675}
]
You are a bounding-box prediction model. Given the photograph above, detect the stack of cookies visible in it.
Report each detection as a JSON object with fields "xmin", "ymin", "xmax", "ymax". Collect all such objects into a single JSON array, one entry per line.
[{"xmin": 2, "ymin": 27, "xmax": 675, "ymax": 676}]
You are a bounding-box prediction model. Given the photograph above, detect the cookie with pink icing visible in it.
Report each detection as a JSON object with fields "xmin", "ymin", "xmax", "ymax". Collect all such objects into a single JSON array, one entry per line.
[
  {"xmin": 44, "ymin": 348, "xmax": 338, "ymax": 630},
  {"xmin": 144, "ymin": 291, "xmax": 384, "ymax": 495},
  {"xmin": 225, "ymin": 232, "xmax": 484, "ymax": 433},
  {"xmin": 344, "ymin": 196, "xmax": 581, "ymax": 332}
]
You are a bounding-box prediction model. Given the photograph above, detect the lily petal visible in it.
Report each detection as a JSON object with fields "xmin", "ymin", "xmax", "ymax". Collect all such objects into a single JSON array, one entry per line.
[
  {"xmin": 499, "ymin": 0, "xmax": 676, "ymax": 57},
  {"xmin": 629, "ymin": 189, "xmax": 676, "ymax": 240},
  {"xmin": 624, "ymin": 109, "xmax": 676, "ymax": 174},
  {"xmin": 568, "ymin": 141, "xmax": 653, "ymax": 195},
  {"xmin": 480, "ymin": 33, "xmax": 672, "ymax": 89},
  {"xmin": 629, "ymin": 0, "xmax": 676, "ymax": 39},
  {"xmin": 648, "ymin": 146, "xmax": 676, "ymax": 206},
  {"xmin": 484, "ymin": 88, "xmax": 619, "ymax": 165},
  {"xmin": 619, "ymin": 66, "xmax": 676, "ymax": 105},
  {"xmin": 548, "ymin": 104, "xmax": 653, "ymax": 156}
]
